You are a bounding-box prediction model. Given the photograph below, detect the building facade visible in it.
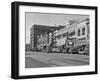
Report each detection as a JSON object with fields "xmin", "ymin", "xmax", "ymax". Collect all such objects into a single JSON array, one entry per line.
[
  {"xmin": 54, "ymin": 18, "xmax": 90, "ymax": 54},
  {"xmin": 30, "ymin": 24, "xmax": 55, "ymax": 51}
]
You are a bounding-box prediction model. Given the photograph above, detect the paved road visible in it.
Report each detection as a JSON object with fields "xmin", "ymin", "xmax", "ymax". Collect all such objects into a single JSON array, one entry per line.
[
  {"xmin": 25, "ymin": 57, "xmax": 51, "ymax": 68},
  {"xmin": 25, "ymin": 52, "xmax": 89, "ymax": 68}
]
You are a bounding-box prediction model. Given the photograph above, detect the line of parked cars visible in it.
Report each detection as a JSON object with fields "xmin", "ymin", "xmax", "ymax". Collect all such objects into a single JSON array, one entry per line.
[{"xmin": 47, "ymin": 44, "xmax": 89, "ymax": 55}]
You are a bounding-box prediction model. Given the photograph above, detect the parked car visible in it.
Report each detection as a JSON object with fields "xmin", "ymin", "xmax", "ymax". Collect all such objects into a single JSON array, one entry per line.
[
  {"xmin": 52, "ymin": 47, "xmax": 60, "ymax": 53},
  {"xmin": 83, "ymin": 45, "xmax": 89, "ymax": 55},
  {"xmin": 78, "ymin": 45, "xmax": 89, "ymax": 55},
  {"xmin": 71, "ymin": 47, "xmax": 79, "ymax": 54}
]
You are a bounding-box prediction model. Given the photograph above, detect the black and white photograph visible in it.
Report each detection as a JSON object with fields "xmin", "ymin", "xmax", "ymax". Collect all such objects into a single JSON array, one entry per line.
[
  {"xmin": 25, "ymin": 12, "xmax": 90, "ymax": 68},
  {"xmin": 11, "ymin": 1, "xmax": 97, "ymax": 79}
]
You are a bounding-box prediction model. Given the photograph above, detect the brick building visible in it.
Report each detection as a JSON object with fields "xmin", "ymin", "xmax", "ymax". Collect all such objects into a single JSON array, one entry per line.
[{"xmin": 30, "ymin": 24, "xmax": 55, "ymax": 51}]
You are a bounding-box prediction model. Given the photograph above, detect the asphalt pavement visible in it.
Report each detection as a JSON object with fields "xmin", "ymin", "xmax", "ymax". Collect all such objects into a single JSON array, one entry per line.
[{"xmin": 25, "ymin": 52, "xmax": 89, "ymax": 68}]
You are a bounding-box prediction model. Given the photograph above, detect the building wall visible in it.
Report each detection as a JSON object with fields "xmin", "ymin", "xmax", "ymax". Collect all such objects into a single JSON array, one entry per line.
[
  {"xmin": 30, "ymin": 26, "xmax": 34, "ymax": 50},
  {"xmin": 30, "ymin": 24, "xmax": 55, "ymax": 51},
  {"xmin": 30, "ymin": 19, "xmax": 89, "ymax": 51},
  {"xmin": 54, "ymin": 18, "xmax": 90, "ymax": 48},
  {"xmin": 76, "ymin": 20, "xmax": 88, "ymax": 39},
  {"xmin": 37, "ymin": 32, "xmax": 49, "ymax": 51},
  {"xmin": 75, "ymin": 19, "xmax": 90, "ymax": 47}
]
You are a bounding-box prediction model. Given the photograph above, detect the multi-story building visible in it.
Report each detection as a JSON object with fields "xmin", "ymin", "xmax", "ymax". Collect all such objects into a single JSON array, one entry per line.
[
  {"xmin": 74, "ymin": 18, "xmax": 89, "ymax": 47},
  {"xmin": 54, "ymin": 18, "xmax": 90, "ymax": 54},
  {"xmin": 54, "ymin": 21, "xmax": 76, "ymax": 48},
  {"xmin": 30, "ymin": 18, "xmax": 89, "ymax": 54},
  {"xmin": 36, "ymin": 32, "xmax": 51, "ymax": 51},
  {"xmin": 30, "ymin": 24, "xmax": 55, "ymax": 51}
]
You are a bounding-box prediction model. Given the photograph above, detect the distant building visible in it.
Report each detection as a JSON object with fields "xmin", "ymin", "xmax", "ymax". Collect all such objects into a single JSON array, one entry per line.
[
  {"xmin": 25, "ymin": 43, "xmax": 30, "ymax": 51},
  {"xmin": 30, "ymin": 24, "xmax": 55, "ymax": 51}
]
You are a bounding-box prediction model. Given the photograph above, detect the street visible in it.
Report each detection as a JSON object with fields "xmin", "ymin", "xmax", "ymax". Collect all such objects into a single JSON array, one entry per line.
[{"xmin": 25, "ymin": 52, "xmax": 89, "ymax": 68}]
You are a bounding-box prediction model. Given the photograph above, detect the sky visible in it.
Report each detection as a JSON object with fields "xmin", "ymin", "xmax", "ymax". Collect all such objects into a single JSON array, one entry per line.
[{"xmin": 25, "ymin": 12, "xmax": 89, "ymax": 43}]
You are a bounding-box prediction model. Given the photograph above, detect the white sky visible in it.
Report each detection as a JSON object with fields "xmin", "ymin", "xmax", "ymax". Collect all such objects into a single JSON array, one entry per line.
[{"xmin": 25, "ymin": 12, "xmax": 89, "ymax": 43}]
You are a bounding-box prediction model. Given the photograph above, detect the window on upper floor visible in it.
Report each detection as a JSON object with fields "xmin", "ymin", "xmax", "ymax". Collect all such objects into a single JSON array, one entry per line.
[
  {"xmin": 78, "ymin": 29, "xmax": 80, "ymax": 36},
  {"xmin": 82, "ymin": 27, "xmax": 85, "ymax": 35},
  {"xmin": 68, "ymin": 30, "xmax": 75, "ymax": 37},
  {"xmin": 63, "ymin": 33, "xmax": 66, "ymax": 38}
]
